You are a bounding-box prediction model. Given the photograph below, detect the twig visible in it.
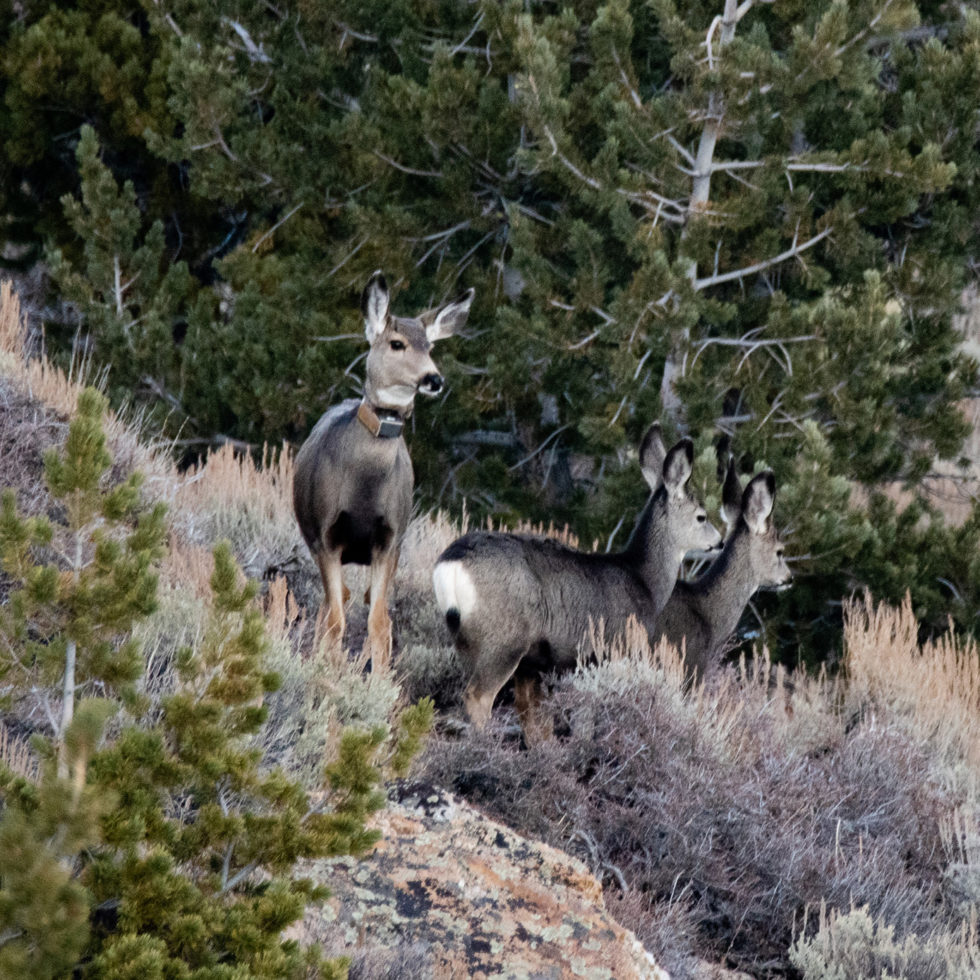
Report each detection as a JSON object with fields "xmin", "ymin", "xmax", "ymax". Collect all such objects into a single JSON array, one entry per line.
[{"xmin": 252, "ymin": 202, "xmax": 304, "ymax": 253}]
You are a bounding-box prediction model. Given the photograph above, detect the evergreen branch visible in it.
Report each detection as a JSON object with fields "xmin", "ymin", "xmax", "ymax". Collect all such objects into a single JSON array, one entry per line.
[
  {"xmin": 542, "ymin": 129, "xmax": 602, "ymax": 191},
  {"xmin": 568, "ymin": 329, "xmax": 601, "ymax": 350},
  {"xmin": 618, "ymin": 189, "xmax": 687, "ymax": 224},
  {"xmin": 35, "ymin": 687, "xmax": 58, "ymax": 734},
  {"xmin": 693, "ymin": 226, "xmax": 832, "ymax": 290},
  {"xmin": 327, "ymin": 237, "xmax": 368, "ymax": 279},
  {"xmin": 334, "ymin": 22, "xmax": 378, "ymax": 45},
  {"xmin": 611, "ymin": 48, "xmax": 642, "ymax": 109},
  {"xmin": 667, "ymin": 135, "xmax": 696, "ymax": 167},
  {"xmin": 834, "ymin": 0, "xmax": 892, "ymax": 58},
  {"xmin": 448, "ymin": 12, "xmax": 485, "ymax": 59},
  {"xmin": 220, "ymin": 860, "xmax": 259, "ymax": 894},
  {"xmin": 508, "ymin": 424, "xmax": 571, "ymax": 472},
  {"xmin": 692, "ymin": 333, "xmax": 818, "ymax": 370},
  {"xmin": 409, "ymin": 221, "xmax": 473, "ymax": 243},
  {"xmin": 251, "ymin": 203, "xmax": 304, "ymax": 253},
  {"xmin": 373, "ymin": 152, "xmax": 442, "ymax": 179}
]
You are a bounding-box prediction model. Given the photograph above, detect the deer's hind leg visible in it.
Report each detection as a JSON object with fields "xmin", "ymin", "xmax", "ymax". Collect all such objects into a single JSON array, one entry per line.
[
  {"xmin": 462, "ymin": 639, "xmax": 531, "ymax": 731},
  {"xmin": 513, "ymin": 673, "xmax": 553, "ymax": 746}
]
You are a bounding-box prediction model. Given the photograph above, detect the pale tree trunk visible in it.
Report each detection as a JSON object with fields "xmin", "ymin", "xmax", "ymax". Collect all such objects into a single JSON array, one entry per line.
[
  {"xmin": 661, "ymin": 0, "xmax": 746, "ymax": 424},
  {"xmin": 56, "ymin": 532, "xmax": 83, "ymax": 780}
]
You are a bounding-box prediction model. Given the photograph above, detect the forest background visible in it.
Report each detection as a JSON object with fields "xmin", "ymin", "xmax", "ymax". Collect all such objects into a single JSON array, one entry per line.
[{"xmin": 2, "ymin": 0, "xmax": 980, "ymax": 664}]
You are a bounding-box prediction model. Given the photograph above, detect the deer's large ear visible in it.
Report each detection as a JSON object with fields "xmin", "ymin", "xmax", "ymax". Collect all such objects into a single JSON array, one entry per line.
[
  {"xmin": 721, "ymin": 457, "xmax": 742, "ymax": 531},
  {"xmin": 361, "ymin": 270, "xmax": 390, "ymax": 343},
  {"xmin": 662, "ymin": 439, "xmax": 694, "ymax": 497},
  {"xmin": 426, "ymin": 288, "xmax": 475, "ymax": 343},
  {"xmin": 639, "ymin": 423, "xmax": 666, "ymax": 489},
  {"xmin": 742, "ymin": 471, "xmax": 776, "ymax": 534}
]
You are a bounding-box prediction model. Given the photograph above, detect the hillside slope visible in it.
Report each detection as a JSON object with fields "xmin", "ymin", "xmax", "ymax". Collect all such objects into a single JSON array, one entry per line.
[
  {"xmin": 0, "ymin": 281, "xmax": 676, "ymax": 978},
  {"xmin": 4, "ymin": 278, "xmax": 980, "ymax": 979}
]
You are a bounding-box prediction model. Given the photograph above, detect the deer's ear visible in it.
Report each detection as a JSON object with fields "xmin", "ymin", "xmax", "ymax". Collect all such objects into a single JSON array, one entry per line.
[
  {"xmin": 742, "ymin": 471, "xmax": 776, "ymax": 534},
  {"xmin": 639, "ymin": 423, "xmax": 666, "ymax": 489},
  {"xmin": 426, "ymin": 288, "xmax": 474, "ymax": 343},
  {"xmin": 361, "ymin": 270, "xmax": 390, "ymax": 343},
  {"xmin": 721, "ymin": 457, "xmax": 742, "ymax": 530},
  {"xmin": 662, "ymin": 438, "xmax": 694, "ymax": 497}
]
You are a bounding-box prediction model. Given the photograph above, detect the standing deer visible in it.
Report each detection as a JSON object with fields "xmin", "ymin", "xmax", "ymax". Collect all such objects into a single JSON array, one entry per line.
[
  {"xmin": 293, "ymin": 271, "xmax": 474, "ymax": 666},
  {"xmin": 653, "ymin": 469, "xmax": 792, "ymax": 678},
  {"xmin": 432, "ymin": 425, "xmax": 723, "ymax": 739}
]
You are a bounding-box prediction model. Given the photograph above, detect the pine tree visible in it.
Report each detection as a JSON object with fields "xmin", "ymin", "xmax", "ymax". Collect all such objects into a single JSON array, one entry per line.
[
  {"xmin": 0, "ymin": 387, "xmax": 166, "ymax": 775},
  {"xmin": 46, "ymin": 128, "xmax": 194, "ymax": 432},
  {"xmin": 0, "ymin": 388, "xmax": 433, "ymax": 977}
]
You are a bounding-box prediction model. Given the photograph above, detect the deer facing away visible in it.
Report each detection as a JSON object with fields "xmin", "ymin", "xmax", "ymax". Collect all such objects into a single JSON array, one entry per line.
[
  {"xmin": 293, "ymin": 271, "xmax": 474, "ymax": 666},
  {"xmin": 432, "ymin": 425, "xmax": 723, "ymax": 739},
  {"xmin": 652, "ymin": 468, "xmax": 792, "ymax": 679}
]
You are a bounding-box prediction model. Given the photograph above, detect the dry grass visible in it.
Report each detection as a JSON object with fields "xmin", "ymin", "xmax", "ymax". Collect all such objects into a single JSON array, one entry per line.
[
  {"xmin": 844, "ymin": 592, "xmax": 980, "ymax": 790},
  {"xmin": 0, "ymin": 722, "xmax": 38, "ymax": 783},
  {"xmin": 0, "ymin": 280, "xmax": 175, "ymax": 499},
  {"xmin": 172, "ymin": 441, "xmax": 306, "ymax": 584}
]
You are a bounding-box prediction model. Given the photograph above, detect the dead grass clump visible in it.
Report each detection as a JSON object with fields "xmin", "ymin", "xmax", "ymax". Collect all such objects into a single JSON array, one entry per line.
[
  {"xmin": 395, "ymin": 642, "xmax": 464, "ymax": 713},
  {"xmin": 0, "ymin": 722, "xmax": 38, "ymax": 783},
  {"xmin": 174, "ymin": 442, "xmax": 305, "ymax": 583},
  {"xmin": 394, "ymin": 509, "xmax": 465, "ymax": 600},
  {"xmin": 259, "ymin": 581, "xmax": 403, "ymax": 785},
  {"xmin": 0, "ymin": 281, "xmax": 173, "ymax": 498},
  {"xmin": 345, "ymin": 943, "xmax": 434, "ymax": 980}
]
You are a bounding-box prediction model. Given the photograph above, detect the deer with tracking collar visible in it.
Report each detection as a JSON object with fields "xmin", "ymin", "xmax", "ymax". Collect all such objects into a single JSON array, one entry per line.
[
  {"xmin": 433, "ymin": 425, "xmax": 723, "ymax": 739},
  {"xmin": 293, "ymin": 271, "xmax": 474, "ymax": 666},
  {"xmin": 653, "ymin": 467, "xmax": 793, "ymax": 679}
]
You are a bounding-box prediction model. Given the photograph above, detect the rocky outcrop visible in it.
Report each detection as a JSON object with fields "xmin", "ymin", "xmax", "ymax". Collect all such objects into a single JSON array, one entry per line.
[{"xmin": 295, "ymin": 782, "xmax": 668, "ymax": 980}]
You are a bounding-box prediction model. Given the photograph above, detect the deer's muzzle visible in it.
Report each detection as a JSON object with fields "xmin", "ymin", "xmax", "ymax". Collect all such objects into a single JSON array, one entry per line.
[{"xmin": 419, "ymin": 373, "xmax": 444, "ymax": 395}]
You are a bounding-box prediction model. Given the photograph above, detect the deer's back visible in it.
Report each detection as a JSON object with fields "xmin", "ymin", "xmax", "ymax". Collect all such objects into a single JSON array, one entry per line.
[{"xmin": 439, "ymin": 531, "xmax": 657, "ymax": 665}]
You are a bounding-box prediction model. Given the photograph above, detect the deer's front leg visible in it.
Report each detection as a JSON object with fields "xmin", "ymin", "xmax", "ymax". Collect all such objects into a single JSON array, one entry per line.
[
  {"xmin": 365, "ymin": 547, "xmax": 398, "ymax": 671},
  {"xmin": 315, "ymin": 548, "xmax": 347, "ymax": 646}
]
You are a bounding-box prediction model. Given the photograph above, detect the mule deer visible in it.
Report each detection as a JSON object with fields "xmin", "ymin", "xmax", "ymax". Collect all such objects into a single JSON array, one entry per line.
[
  {"xmin": 653, "ymin": 469, "xmax": 792, "ymax": 678},
  {"xmin": 293, "ymin": 270, "xmax": 474, "ymax": 666},
  {"xmin": 432, "ymin": 425, "xmax": 723, "ymax": 738}
]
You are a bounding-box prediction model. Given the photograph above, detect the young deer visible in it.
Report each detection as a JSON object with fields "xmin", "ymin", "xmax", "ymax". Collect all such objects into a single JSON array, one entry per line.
[
  {"xmin": 653, "ymin": 469, "xmax": 792, "ymax": 678},
  {"xmin": 433, "ymin": 425, "xmax": 723, "ymax": 739},
  {"xmin": 293, "ymin": 271, "xmax": 474, "ymax": 666}
]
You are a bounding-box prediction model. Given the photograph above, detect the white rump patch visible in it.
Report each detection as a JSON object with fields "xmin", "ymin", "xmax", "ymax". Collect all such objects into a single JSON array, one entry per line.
[{"xmin": 432, "ymin": 561, "xmax": 478, "ymax": 622}]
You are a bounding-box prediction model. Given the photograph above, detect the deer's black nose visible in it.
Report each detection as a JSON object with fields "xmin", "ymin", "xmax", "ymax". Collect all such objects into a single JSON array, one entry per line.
[{"xmin": 420, "ymin": 373, "xmax": 444, "ymax": 394}]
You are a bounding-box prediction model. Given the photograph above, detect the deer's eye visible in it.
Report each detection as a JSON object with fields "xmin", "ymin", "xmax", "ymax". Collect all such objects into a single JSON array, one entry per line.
[
  {"xmin": 389, "ymin": 339, "xmax": 406, "ymax": 351},
  {"xmin": 697, "ymin": 513, "xmax": 707, "ymax": 523},
  {"xmin": 776, "ymin": 549, "xmax": 784, "ymax": 558}
]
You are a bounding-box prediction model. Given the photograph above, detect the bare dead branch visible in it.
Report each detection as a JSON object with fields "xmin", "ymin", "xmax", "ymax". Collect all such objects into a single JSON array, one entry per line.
[{"xmin": 693, "ymin": 226, "xmax": 832, "ymax": 290}]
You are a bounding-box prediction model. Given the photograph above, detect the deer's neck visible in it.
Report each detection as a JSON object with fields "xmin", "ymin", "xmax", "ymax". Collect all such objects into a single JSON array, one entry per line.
[
  {"xmin": 685, "ymin": 525, "xmax": 757, "ymax": 643},
  {"xmin": 622, "ymin": 491, "xmax": 681, "ymax": 613}
]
